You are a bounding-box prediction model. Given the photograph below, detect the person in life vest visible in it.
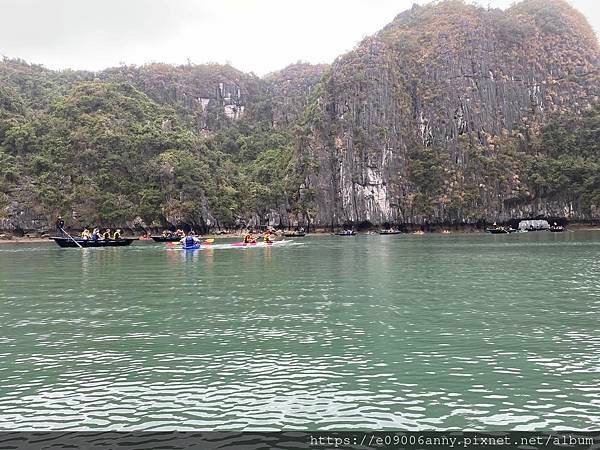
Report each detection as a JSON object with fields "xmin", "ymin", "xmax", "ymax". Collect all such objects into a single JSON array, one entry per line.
[
  {"xmin": 244, "ymin": 233, "xmax": 255, "ymax": 244},
  {"xmin": 263, "ymin": 229, "xmax": 273, "ymax": 244},
  {"xmin": 181, "ymin": 234, "xmax": 200, "ymax": 248},
  {"xmin": 102, "ymin": 229, "xmax": 111, "ymax": 240},
  {"xmin": 81, "ymin": 228, "xmax": 92, "ymax": 240},
  {"xmin": 91, "ymin": 228, "xmax": 100, "ymax": 241},
  {"xmin": 113, "ymin": 229, "xmax": 122, "ymax": 240}
]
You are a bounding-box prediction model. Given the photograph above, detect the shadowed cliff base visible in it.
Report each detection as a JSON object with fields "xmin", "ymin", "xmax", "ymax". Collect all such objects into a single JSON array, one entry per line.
[{"xmin": 0, "ymin": 0, "xmax": 598, "ymax": 232}]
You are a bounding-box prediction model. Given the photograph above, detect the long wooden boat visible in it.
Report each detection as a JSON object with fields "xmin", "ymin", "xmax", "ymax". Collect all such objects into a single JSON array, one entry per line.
[
  {"xmin": 50, "ymin": 237, "xmax": 137, "ymax": 248},
  {"xmin": 151, "ymin": 235, "xmax": 183, "ymax": 242}
]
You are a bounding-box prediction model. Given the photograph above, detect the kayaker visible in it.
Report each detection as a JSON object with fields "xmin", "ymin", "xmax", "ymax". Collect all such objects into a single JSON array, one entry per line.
[
  {"xmin": 181, "ymin": 235, "xmax": 200, "ymax": 248},
  {"xmin": 244, "ymin": 233, "xmax": 255, "ymax": 244},
  {"xmin": 113, "ymin": 229, "xmax": 122, "ymax": 240},
  {"xmin": 102, "ymin": 229, "xmax": 111, "ymax": 240},
  {"xmin": 263, "ymin": 230, "xmax": 273, "ymax": 243}
]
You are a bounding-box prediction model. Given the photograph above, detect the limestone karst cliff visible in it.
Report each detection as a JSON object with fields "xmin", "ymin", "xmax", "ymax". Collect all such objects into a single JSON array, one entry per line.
[{"xmin": 297, "ymin": 0, "xmax": 599, "ymax": 227}]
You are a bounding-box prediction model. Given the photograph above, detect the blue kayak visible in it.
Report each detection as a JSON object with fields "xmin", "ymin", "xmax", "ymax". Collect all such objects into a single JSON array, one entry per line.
[{"xmin": 181, "ymin": 244, "xmax": 201, "ymax": 250}]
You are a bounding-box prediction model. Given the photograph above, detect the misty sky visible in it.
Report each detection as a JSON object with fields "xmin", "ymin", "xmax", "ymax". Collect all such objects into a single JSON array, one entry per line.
[{"xmin": 0, "ymin": 0, "xmax": 598, "ymax": 75}]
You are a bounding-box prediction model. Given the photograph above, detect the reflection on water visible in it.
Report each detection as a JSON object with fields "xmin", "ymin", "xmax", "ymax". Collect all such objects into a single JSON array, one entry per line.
[{"xmin": 0, "ymin": 233, "xmax": 599, "ymax": 430}]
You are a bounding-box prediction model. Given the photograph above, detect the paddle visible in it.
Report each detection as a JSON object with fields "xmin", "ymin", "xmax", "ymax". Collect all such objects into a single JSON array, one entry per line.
[{"xmin": 60, "ymin": 227, "xmax": 83, "ymax": 248}]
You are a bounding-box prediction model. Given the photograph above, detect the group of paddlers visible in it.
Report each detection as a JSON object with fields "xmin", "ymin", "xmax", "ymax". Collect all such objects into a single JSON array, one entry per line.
[
  {"xmin": 55, "ymin": 216, "xmax": 122, "ymax": 241},
  {"xmin": 81, "ymin": 228, "xmax": 123, "ymax": 241},
  {"xmin": 162, "ymin": 229, "xmax": 187, "ymax": 238},
  {"xmin": 243, "ymin": 229, "xmax": 275, "ymax": 244}
]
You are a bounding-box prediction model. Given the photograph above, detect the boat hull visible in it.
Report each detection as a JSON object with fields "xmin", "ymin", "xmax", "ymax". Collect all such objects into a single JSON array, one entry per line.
[
  {"xmin": 151, "ymin": 236, "xmax": 183, "ymax": 242},
  {"xmin": 50, "ymin": 237, "xmax": 136, "ymax": 248}
]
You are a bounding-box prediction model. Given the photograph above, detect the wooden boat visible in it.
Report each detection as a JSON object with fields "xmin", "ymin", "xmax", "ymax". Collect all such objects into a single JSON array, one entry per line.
[
  {"xmin": 50, "ymin": 237, "xmax": 137, "ymax": 248},
  {"xmin": 151, "ymin": 235, "xmax": 183, "ymax": 242},
  {"xmin": 379, "ymin": 230, "xmax": 401, "ymax": 235}
]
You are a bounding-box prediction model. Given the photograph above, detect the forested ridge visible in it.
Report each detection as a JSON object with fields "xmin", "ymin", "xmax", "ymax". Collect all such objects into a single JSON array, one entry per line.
[{"xmin": 0, "ymin": 0, "xmax": 598, "ymax": 233}]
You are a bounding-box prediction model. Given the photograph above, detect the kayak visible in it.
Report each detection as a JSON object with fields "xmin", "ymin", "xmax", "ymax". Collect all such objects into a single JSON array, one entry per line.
[
  {"xmin": 176, "ymin": 240, "xmax": 291, "ymax": 250},
  {"xmin": 230, "ymin": 240, "xmax": 291, "ymax": 248},
  {"xmin": 181, "ymin": 244, "xmax": 201, "ymax": 250}
]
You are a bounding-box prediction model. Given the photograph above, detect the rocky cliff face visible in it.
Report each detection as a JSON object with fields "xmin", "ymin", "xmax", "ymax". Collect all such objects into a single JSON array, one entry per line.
[
  {"xmin": 265, "ymin": 63, "xmax": 328, "ymax": 128},
  {"xmin": 298, "ymin": 0, "xmax": 599, "ymax": 226}
]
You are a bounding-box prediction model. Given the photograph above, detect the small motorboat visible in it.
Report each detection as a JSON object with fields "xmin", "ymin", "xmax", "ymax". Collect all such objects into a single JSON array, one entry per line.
[
  {"xmin": 283, "ymin": 231, "xmax": 306, "ymax": 237},
  {"xmin": 335, "ymin": 230, "xmax": 356, "ymax": 236},
  {"xmin": 379, "ymin": 229, "xmax": 401, "ymax": 235},
  {"xmin": 50, "ymin": 237, "xmax": 137, "ymax": 248}
]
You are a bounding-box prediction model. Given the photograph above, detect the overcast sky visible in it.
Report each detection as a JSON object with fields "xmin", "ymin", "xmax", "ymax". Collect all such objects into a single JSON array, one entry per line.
[{"xmin": 0, "ymin": 0, "xmax": 597, "ymax": 75}]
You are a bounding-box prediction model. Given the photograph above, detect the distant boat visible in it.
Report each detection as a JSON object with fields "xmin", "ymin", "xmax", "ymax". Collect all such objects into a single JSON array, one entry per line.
[
  {"xmin": 485, "ymin": 226, "xmax": 515, "ymax": 234},
  {"xmin": 335, "ymin": 230, "xmax": 356, "ymax": 236},
  {"xmin": 283, "ymin": 231, "xmax": 306, "ymax": 237},
  {"xmin": 413, "ymin": 230, "xmax": 425, "ymax": 235},
  {"xmin": 549, "ymin": 225, "xmax": 565, "ymax": 232},
  {"xmin": 50, "ymin": 237, "xmax": 137, "ymax": 248},
  {"xmin": 379, "ymin": 229, "xmax": 401, "ymax": 235},
  {"xmin": 151, "ymin": 235, "xmax": 183, "ymax": 242},
  {"xmin": 518, "ymin": 219, "xmax": 550, "ymax": 232}
]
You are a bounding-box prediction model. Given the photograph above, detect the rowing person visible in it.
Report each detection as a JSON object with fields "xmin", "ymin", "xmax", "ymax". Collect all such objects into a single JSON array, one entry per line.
[{"xmin": 55, "ymin": 216, "xmax": 65, "ymax": 236}]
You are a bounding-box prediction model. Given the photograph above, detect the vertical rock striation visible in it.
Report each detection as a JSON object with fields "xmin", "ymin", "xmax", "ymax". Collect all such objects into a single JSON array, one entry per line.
[{"xmin": 298, "ymin": 0, "xmax": 599, "ymax": 226}]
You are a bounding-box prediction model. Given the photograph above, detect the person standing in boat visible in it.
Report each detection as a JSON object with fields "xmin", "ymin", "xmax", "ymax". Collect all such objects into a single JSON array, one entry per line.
[{"xmin": 55, "ymin": 216, "xmax": 65, "ymax": 236}]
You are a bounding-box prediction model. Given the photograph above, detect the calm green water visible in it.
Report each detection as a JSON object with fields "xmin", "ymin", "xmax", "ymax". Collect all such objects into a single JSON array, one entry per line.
[{"xmin": 0, "ymin": 232, "xmax": 599, "ymax": 431}]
